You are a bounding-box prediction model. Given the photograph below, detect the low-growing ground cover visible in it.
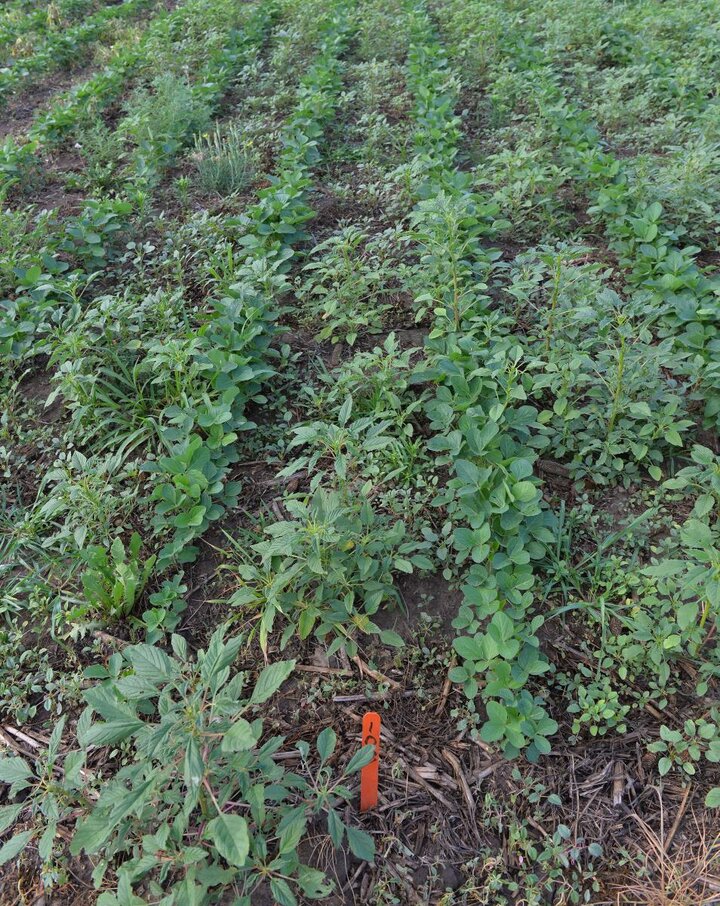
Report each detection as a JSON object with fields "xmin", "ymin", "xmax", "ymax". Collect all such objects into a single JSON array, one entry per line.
[{"xmin": 1, "ymin": 0, "xmax": 719, "ymax": 902}]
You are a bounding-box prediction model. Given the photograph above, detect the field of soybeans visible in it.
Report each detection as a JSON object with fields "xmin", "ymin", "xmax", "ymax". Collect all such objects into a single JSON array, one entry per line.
[{"xmin": 1, "ymin": 0, "xmax": 720, "ymax": 902}]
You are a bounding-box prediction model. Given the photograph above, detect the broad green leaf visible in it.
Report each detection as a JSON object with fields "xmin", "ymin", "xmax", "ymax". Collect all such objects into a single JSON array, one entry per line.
[
  {"xmin": 327, "ymin": 809, "xmax": 344, "ymax": 847},
  {"xmin": 343, "ymin": 744, "xmax": 376, "ymax": 775},
  {"xmin": 379, "ymin": 629, "xmax": 404, "ymax": 648},
  {"xmin": 184, "ymin": 739, "xmax": 204, "ymax": 791},
  {"xmin": 84, "ymin": 717, "xmax": 144, "ymax": 746},
  {"xmin": 346, "ymin": 825, "xmax": 374, "ymax": 862},
  {"xmin": 38, "ymin": 819, "xmax": 57, "ymax": 862},
  {"xmin": 0, "ymin": 830, "xmax": 34, "ymax": 866},
  {"xmin": 317, "ymin": 727, "xmax": 337, "ymax": 763},
  {"xmin": 221, "ymin": 719, "xmax": 257, "ymax": 753},
  {"xmin": 705, "ymin": 787, "xmax": 720, "ymax": 808},
  {"xmin": 297, "ymin": 865, "xmax": 333, "ymax": 899},
  {"xmin": 72, "ymin": 810, "xmax": 115, "ymax": 855},
  {"xmin": 0, "ymin": 757, "xmax": 32, "ymax": 785},
  {"xmin": 278, "ymin": 808, "xmax": 307, "ymax": 854},
  {"xmin": 453, "ymin": 635, "xmax": 482, "ymax": 662},
  {"xmin": 512, "ymin": 481, "xmax": 537, "ymax": 503},
  {"xmin": 249, "ymin": 660, "xmax": 295, "ymax": 705},
  {"xmin": 0, "ymin": 803, "xmax": 24, "ymax": 836},
  {"xmin": 270, "ymin": 878, "xmax": 297, "ymax": 906},
  {"xmin": 338, "ymin": 396, "xmax": 353, "ymax": 426},
  {"xmin": 125, "ymin": 645, "xmax": 175, "ymax": 684},
  {"xmin": 205, "ymin": 814, "xmax": 249, "ymax": 867}
]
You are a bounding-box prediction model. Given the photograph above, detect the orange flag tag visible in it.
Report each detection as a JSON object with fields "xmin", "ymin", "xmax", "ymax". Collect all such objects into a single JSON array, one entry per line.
[{"xmin": 360, "ymin": 711, "xmax": 380, "ymax": 812}]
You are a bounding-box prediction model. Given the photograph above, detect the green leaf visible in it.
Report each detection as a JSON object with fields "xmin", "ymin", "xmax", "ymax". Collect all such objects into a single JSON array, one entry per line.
[
  {"xmin": 327, "ymin": 809, "xmax": 344, "ymax": 847},
  {"xmin": 317, "ymin": 727, "xmax": 337, "ymax": 763},
  {"xmin": 379, "ymin": 629, "xmax": 404, "ymax": 648},
  {"xmin": 205, "ymin": 814, "xmax": 249, "ymax": 867},
  {"xmin": 0, "ymin": 803, "xmax": 24, "ymax": 836},
  {"xmin": 693, "ymin": 494, "xmax": 714, "ymax": 518},
  {"xmin": 346, "ymin": 825, "xmax": 374, "ymax": 862},
  {"xmin": 453, "ymin": 636, "xmax": 482, "ymax": 661},
  {"xmin": 454, "ymin": 459, "xmax": 480, "ymax": 483},
  {"xmin": 270, "ymin": 878, "xmax": 297, "ymax": 906},
  {"xmin": 705, "ymin": 787, "xmax": 720, "ymax": 808},
  {"xmin": 278, "ymin": 809, "xmax": 307, "ymax": 854},
  {"xmin": 0, "ymin": 830, "xmax": 34, "ymax": 866},
  {"xmin": 0, "ymin": 756, "xmax": 32, "ymax": 785},
  {"xmin": 343, "ymin": 744, "xmax": 375, "ymax": 775},
  {"xmin": 84, "ymin": 717, "xmax": 144, "ymax": 746},
  {"xmin": 184, "ymin": 739, "xmax": 204, "ymax": 791},
  {"xmin": 71, "ymin": 809, "xmax": 114, "ymax": 855},
  {"xmin": 38, "ymin": 819, "xmax": 57, "ymax": 862},
  {"xmin": 249, "ymin": 660, "xmax": 295, "ymax": 705},
  {"xmin": 174, "ymin": 505, "xmax": 206, "ymax": 528},
  {"xmin": 338, "ymin": 396, "xmax": 353, "ymax": 426},
  {"xmin": 297, "ymin": 865, "xmax": 333, "ymax": 899},
  {"xmin": 221, "ymin": 719, "xmax": 257, "ymax": 753},
  {"xmin": 676, "ymin": 602, "xmax": 697, "ymax": 631},
  {"xmin": 485, "ymin": 700, "xmax": 508, "ymax": 726},
  {"xmin": 125, "ymin": 645, "xmax": 175, "ymax": 684},
  {"xmin": 512, "ymin": 481, "xmax": 537, "ymax": 503}
]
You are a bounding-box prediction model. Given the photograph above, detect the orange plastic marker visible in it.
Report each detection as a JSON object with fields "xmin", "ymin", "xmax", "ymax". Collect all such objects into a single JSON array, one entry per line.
[{"xmin": 360, "ymin": 711, "xmax": 380, "ymax": 812}]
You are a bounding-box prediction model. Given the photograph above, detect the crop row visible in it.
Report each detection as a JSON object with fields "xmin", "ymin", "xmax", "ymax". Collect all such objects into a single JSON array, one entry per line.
[
  {"xmin": 0, "ymin": 0, "xmax": 162, "ymax": 101},
  {"xmin": 398, "ymin": 0, "xmax": 557, "ymax": 759}
]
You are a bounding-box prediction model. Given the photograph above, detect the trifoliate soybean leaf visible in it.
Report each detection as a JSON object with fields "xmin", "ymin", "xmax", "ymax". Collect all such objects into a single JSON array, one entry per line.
[
  {"xmin": 485, "ymin": 700, "xmax": 507, "ymax": 724},
  {"xmin": 379, "ymin": 630, "xmax": 404, "ymax": 648},
  {"xmin": 454, "ymin": 459, "xmax": 480, "ymax": 484},
  {"xmin": 174, "ymin": 505, "xmax": 206, "ymax": 528},
  {"xmin": 393, "ymin": 557, "xmax": 413, "ymax": 573},
  {"xmin": 453, "ymin": 636, "xmax": 482, "ymax": 661},
  {"xmin": 512, "ymin": 481, "xmax": 537, "ymax": 503}
]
